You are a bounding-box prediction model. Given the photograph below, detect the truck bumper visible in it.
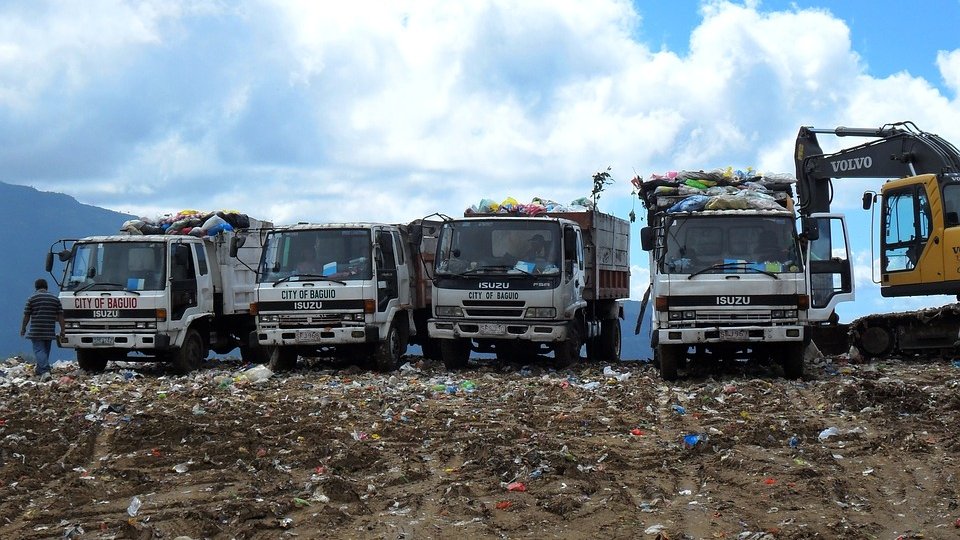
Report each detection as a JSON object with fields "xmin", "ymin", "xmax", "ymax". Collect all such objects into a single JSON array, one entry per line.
[
  {"xmin": 428, "ymin": 319, "xmax": 569, "ymax": 342},
  {"xmin": 61, "ymin": 333, "xmax": 172, "ymax": 350},
  {"xmin": 657, "ymin": 325, "xmax": 804, "ymax": 345},
  {"xmin": 257, "ymin": 325, "xmax": 380, "ymax": 346}
]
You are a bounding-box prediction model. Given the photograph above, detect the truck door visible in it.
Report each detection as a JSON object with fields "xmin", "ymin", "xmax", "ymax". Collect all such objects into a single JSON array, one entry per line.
[
  {"xmin": 392, "ymin": 230, "xmax": 412, "ymax": 305},
  {"xmin": 193, "ymin": 243, "xmax": 214, "ymax": 313},
  {"xmin": 170, "ymin": 243, "xmax": 198, "ymax": 321},
  {"xmin": 805, "ymin": 214, "xmax": 855, "ymax": 321},
  {"xmin": 376, "ymin": 229, "xmax": 399, "ymax": 312}
]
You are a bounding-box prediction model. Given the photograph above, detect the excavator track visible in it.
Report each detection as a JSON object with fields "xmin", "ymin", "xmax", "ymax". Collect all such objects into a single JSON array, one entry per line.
[{"xmin": 848, "ymin": 304, "xmax": 960, "ymax": 359}]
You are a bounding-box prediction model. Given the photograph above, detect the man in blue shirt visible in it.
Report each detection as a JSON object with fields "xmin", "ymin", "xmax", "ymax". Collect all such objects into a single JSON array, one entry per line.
[{"xmin": 21, "ymin": 278, "xmax": 65, "ymax": 380}]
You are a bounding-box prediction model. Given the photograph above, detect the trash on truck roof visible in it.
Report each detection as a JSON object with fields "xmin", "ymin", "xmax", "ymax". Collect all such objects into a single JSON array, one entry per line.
[
  {"xmin": 120, "ymin": 209, "xmax": 257, "ymax": 237},
  {"xmin": 632, "ymin": 167, "xmax": 796, "ymax": 213},
  {"xmin": 465, "ymin": 196, "xmax": 595, "ymax": 216}
]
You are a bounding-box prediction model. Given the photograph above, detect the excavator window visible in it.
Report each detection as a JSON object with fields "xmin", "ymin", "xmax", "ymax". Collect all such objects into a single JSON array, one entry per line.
[
  {"xmin": 881, "ymin": 186, "xmax": 930, "ymax": 272},
  {"xmin": 942, "ymin": 184, "xmax": 960, "ymax": 227}
]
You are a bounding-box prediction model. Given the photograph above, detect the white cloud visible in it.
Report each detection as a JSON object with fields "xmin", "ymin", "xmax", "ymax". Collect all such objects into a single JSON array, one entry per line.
[{"xmin": 936, "ymin": 48, "xmax": 960, "ymax": 95}]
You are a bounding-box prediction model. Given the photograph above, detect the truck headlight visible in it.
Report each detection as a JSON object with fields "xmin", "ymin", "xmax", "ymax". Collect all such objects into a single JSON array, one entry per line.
[
  {"xmin": 134, "ymin": 321, "xmax": 157, "ymax": 329},
  {"xmin": 260, "ymin": 314, "xmax": 280, "ymax": 323},
  {"xmin": 66, "ymin": 321, "xmax": 81, "ymax": 329},
  {"xmin": 683, "ymin": 311, "xmax": 696, "ymax": 320},
  {"xmin": 669, "ymin": 311, "xmax": 682, "ymax": 320},
  {"xmin": 435, "ymin": 306, "xmax": 463, "ymax": 317},
  {"xmin": 341, "ymin": 313, "xmax": 364, "ymax": 321},
  {"xmin": 525, "ymin": 307, "xmax": 556, "ymax": 318}
]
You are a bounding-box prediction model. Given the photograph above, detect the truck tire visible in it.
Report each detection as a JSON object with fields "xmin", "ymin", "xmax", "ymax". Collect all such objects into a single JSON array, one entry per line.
[
  {"xmin": 657, "ymin": 344, "xmax": 684, "ymax": 381},
  {"xmin": 171, "ymin": 329, "xmax": 205, "ymax": 375},
  {"xmin": 77, "ymin": 350, "xmax": 109, "ymax": 373},
  {"xmin": 782, "ymin": 342, "xmax": 804, "ymax": 379},
  {"xmin": 440, "ymin": 338, "xmax": 471, "ymax": 370},
  {"xmin": 598, "ymin": 319, "xmax": 621, "ymax": 362},
  {"xmin": 373, "ymin": 324, "xmax": 403, "ymax": 372},
  {"xmin": 553, "ymin": 324, "xmax": 582, "ymax": 369},
  {"xmin": 268, "ymin": 347, "xmax": 297, "ymax": 372}
]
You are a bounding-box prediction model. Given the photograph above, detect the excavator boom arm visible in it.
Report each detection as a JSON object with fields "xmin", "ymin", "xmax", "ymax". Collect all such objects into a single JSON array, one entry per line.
[{"xmin": 795, "ymin": 122, "xmax": 960, "ymax": 216}]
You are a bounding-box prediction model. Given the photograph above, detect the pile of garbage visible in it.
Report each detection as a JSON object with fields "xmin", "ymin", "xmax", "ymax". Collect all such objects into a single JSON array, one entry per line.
[
  {"xmin": 465, "ymin": 196, "xmax": 595, "ymax": 216},
  {"xmin": 632, "ymin": 167, "xmax": 796, "ymax": 213},
  {"xmin": 120, "ymin": 209, "xmax": 254, "ymax": 237}
]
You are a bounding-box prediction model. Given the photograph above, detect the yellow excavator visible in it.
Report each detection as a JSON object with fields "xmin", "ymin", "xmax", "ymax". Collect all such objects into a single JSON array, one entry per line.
[{"xmin": 795, "ymin": 121, "xmax": 960, "ymax": 358}]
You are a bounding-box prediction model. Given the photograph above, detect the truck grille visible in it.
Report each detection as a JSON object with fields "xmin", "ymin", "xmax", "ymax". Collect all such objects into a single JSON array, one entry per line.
[
  {"xmin": 279, "ymin": 314, "xmax": 343, "ymax": 326},
  {"xmin": 697, "ymin": 312, "xmax": 770, "ymax": 323},
  {"xmin": 462, "ymin": 300, "xmax": 526, "ymax": 318},
  {"xmin": 76, "ymin": 322, "xmax": 147, "ymax": 331}
]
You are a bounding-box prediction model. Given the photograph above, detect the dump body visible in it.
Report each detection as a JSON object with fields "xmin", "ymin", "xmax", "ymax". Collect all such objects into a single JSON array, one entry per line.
[
  {"xmin": 52, "ymin": 217, "xmax": 270, "ymax": 372},
  {"xmin": 252, "ymin": 222, "xmax": 437, "ymax": 371},
  {"xmin": 429, "ymin": 210, "xmax": 630, "ymax": 368}
]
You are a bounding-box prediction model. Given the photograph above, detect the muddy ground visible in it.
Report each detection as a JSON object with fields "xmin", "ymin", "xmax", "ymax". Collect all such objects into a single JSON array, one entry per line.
[{"xmin": 1, "ymin": 352, "xmax": 959, "ymax": 540}]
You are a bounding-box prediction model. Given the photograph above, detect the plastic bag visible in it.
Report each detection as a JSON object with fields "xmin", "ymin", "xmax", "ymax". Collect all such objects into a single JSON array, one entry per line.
[{"xmin": 667, "ymin": 195, "xmax": 711, "ymax": 213}]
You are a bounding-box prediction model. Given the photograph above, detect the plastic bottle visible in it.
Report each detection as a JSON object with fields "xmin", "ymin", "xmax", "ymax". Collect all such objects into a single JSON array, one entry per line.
[{"xmin": 127, "ymin": 496, "xmax": 142, "ymax": 517}]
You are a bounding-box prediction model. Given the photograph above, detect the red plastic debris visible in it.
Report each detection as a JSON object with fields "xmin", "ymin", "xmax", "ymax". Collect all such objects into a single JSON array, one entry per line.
[
  {"xmin": 506, "ymin": 482, "xmax": 526, "ymax": 492},
  {"xmin": 495, "ymin": 501, "xmax": 512, "ymax": 510},
  {"xmin": 630, "ymin": 428, "xmax": 644, "ymax": 436},
  {"xmin": 151, "ymin": 448, "xmax": 161, "ymax": 457},
  {"xmin": 763, "ymin": 478, "xmax": 777, "ymax": 485}
]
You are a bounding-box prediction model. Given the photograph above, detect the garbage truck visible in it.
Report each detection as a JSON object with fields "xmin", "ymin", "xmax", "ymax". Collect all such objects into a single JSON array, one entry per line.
[
  {"xmin": 428, "ymin": 200, "xmax": 630, "ymax": 368},
  {"xmin": 636, "ymin": 170, "xmax": 852, "ymax": 380},
  {"xmin": 252, "ymin": 221, "xmax": 439, "ymax": 371},
  {"xmin": 46, "ymin": 211, "xmax": 271, "ymax": 373}
]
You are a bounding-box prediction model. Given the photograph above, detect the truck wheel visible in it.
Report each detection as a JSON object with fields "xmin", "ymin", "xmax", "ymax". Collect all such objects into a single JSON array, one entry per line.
[
  {"xmin": 77, "ymin": 350, "xmax": 109, "ymax": 373},
  {"xmin": 440, "ymin": 338, "xmax": 471, "ymax": 370},
  {"xmin": 782, "ymin": 342, "xmax": 804, "ymax": 379},
  {"xmin": 171, "ymin": 329, "xmax": 205, "ymax": 375},
  {"xmin": 267, "ymin": 347, "xmax": 297, "ymax": 372},
  {"xmin": 657, "ymin": 344, "xmax": 683, "ymax": 381},
  {"xmin": 373, "ymin": 324, "xmax": 403, "ymax": 372},
  {"xmin": 598, "ymin": 319, "xmax": 622, "ymax": 362},
  {"xmin": 553, "ymin": 325, "xmax": 582, "ymax": 369}
]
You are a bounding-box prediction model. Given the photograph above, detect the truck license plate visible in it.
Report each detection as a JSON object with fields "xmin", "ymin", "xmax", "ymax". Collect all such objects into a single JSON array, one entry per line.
[
  {"xmin": 478, "ymin": 323, "xmax": 506, "ymax": 335},
  {"xmin": 92, "ymin": 336, "xmax": 113, "ymax": 346},
  {"xmin": 296, "ymin": 330, "xmax": 322, "ymax": 343},
  {"xmin": 719, "ymin": 329, "xmax": 749, "ymax": 340}
]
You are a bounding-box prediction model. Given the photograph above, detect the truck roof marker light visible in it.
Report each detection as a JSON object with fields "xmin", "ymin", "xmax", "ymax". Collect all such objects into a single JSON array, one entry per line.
[
  {"xmin": 797, "ymin": 294, "xmax": 809, "ymax": 310},
  {"xmin": 655, "ymin": 296, "xmax": 669, "ymax": 311},
  {"xmin": 364, "ymin": 299, "xmax": 376, "ymax": 313},
  {"xmin": 156, "ymin": 308, "xmax": 167, "ymax": 322}
]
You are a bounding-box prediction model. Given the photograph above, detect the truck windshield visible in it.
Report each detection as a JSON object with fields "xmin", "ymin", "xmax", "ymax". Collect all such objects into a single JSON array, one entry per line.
[
  {"xmin": 260, "ymin": 228, "xmax": 373, "ymax": 282},
  {"xmin": 63, "ymin": 242, "xmax": 166, "ymax": 291},
  {"xmin": 661, "ymin": 215, "xmax": 802, "ymax": 275},
  {"xmin": 435, "ymin": 219, "xmax": 561, "ymax": 275}
]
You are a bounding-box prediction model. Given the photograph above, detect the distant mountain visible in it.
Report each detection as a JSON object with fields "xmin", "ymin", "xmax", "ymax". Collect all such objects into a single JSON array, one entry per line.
[
  {"xmin": 1, "ymin": 182, "xmax": 135, "ymax": 360},
  {"xmin": 622, "ymin": 299, "xmax": 653, "ymax": 361}
]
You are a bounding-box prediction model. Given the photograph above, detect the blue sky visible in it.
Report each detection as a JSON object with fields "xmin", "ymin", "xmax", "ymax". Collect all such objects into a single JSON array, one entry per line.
[{"xmin": 2, "ymin": 0, "xmax": 960, "ymax": 322}]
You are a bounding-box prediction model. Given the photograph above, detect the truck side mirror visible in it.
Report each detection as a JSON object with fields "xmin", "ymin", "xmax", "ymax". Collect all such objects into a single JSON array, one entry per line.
[
  {"xmin": 640, "ymin": 227, "xmax": 655, "ymax": 251},
  {"xmin": 862, "ymin": 191, "xmax": 874, "ymax": 210},
  {"xmin": 45, "ymin": 252, "xmax": 54, "ymax": 272},
  {"xmin": 229, "ymin": 236, "xmax": 245, "ymax": 257},
  {"xmin": 801, "ymin": 217, "xmax": 820, "ymax": 241}
]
